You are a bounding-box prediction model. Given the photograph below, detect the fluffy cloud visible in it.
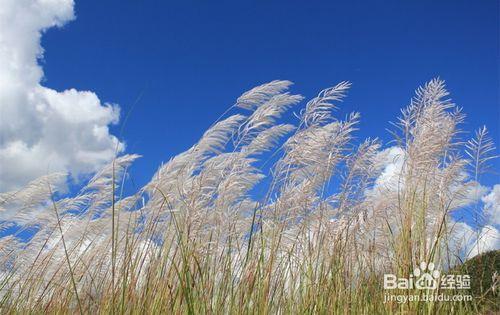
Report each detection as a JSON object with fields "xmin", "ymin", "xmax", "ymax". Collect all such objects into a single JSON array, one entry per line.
[
  {"xmin": 452, "ymin": 222, "xmax": 500, "ymax": 259},
  {"xmin": 0, "ymin": 0, "xmax": 123, "ymax": 192},
  {"xmin": 369, "ymin": 146, "xmax": 493, "ymax": 209},
  {"xmin": 367, "ymin": 146, "xmax": 405, "ymax": 196},
  {"xmin": 450, "ymin": 183, "xmax": 500, "ymax": 259},
  {"xmin": 467, "ymin": 225, "xmax": 500, "ymax": 258},
  {"xmin": 482, "ymin": 184, "xmax": 500, "ymax": 226},
  {"xmin": 369, "ymin": 146, "xmax": 499, "ymax": 259}
]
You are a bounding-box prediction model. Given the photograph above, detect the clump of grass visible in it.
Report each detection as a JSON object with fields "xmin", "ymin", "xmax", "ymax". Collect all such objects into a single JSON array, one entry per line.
[{"xmin": 0, "ymin": 79, "xmax": 497, "ymax": 314}]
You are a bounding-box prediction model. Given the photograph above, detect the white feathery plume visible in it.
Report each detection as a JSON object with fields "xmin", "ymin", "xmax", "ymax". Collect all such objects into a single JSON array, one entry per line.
[
  {"xmin": 280, "ymin": 112, "xmax": 360, "ymax": 188},
  {"xmin": 0, "ymin": 173, "xmax": 66, "ymax": 213},
  {"xmin": 196, "ymin": 114, "xmax": 246, "ymax": 155},
  {"xmin": 236, "ymin": 93, "xmax": 302, "ymax": 146},
  {"xmin": 302, "ymin": 81, "xmax": 351, "ymax": 127},
  {"xmin": 243, "ymin": 124, "xmax": 295, "ymax": 156},
  {"xmin": 466, "ymin": 126, "xmax": 498, "ymax": 178},
  {"xmin": 236, "ymin": 80, "xmax": 293, "ymax": 110}
]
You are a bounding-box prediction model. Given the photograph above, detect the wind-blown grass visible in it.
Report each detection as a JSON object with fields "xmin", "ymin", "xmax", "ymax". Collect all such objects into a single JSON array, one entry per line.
[{"xmin": 0, "ymin": 79, "xmax": 497, "ymax": 314}]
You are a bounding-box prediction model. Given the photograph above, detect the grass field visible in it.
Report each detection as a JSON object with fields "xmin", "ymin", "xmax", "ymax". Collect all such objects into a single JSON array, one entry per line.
[{"xmin": 0, "ymin": 79, "xmax": 498, "ymax": 314}]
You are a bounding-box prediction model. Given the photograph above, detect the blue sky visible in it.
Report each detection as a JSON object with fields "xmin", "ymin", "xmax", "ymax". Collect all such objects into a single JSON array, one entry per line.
[
  {"xmin": 33, "ymin": 0, "xmax": 500, "ymax": 189},
  {"xmin": 37, "ymin": 0, "xmax": 499, "ymax": 191}
]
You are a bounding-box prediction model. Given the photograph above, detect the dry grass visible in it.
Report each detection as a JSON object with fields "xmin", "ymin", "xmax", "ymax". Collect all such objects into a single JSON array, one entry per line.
[{"xmin": 0, "ymin": 79, "xmax": 497, "ymax": 314}]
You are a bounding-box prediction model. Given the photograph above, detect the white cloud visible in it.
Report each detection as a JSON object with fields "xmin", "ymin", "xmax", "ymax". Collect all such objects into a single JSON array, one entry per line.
[
  {"xmin": 451, "ymin": 221, "xmax": 500, "ymax": 259},
  {"xmin": 365, "ymin": 146, "xmax": 405, "ymax": 197},
  {"xmin": 367, "ymin": 146, "xmax": 499, "ymax": 260},
  {"xmin": 0, "ymin": 0, "xmax": 123, "ymax": 192},
  {"xmin": 467, "ymin": 225, "xmax": 500, "ymax": 258},
  {"xmin": 482, "ymin": 184, "xmax": 500, "ymax": 226},
  {"xmin": 447, "ymin": 180, "xmax": 490, "ymax": 210},
  {"xmin": 464, "ymin": 182, "xmax": 490, "ymax": 204}
]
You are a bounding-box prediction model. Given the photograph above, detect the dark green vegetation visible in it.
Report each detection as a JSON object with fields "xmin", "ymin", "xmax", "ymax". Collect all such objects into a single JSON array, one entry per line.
[{"xmin": 456, "ymin": 250, "xmax": 499, "ymax": 312}]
